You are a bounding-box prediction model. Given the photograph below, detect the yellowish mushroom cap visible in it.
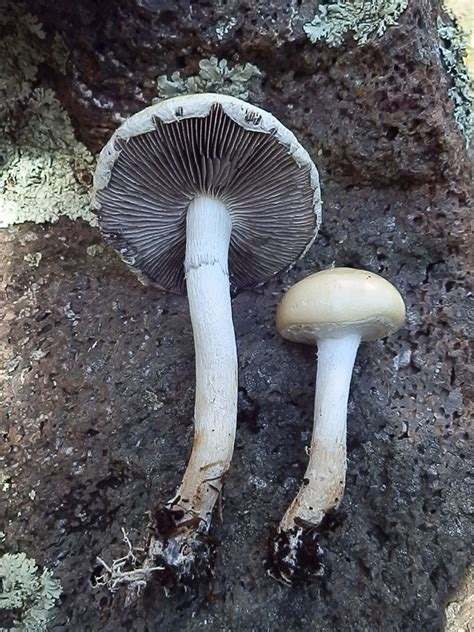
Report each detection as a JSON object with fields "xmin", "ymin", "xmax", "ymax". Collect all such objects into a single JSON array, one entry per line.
[{"xmin": 276, "ymin": 267, "xmax": 406, "ymax": 343}]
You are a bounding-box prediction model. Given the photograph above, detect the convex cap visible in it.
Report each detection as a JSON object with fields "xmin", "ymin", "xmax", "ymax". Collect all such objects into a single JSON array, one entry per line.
[
  {"xmin": 277, "ymin": 267, "xmax": 406, "ymax": 343},
  {"xmin": 93, "ymin": 93, "xmax": 321, "ymax": 293}
]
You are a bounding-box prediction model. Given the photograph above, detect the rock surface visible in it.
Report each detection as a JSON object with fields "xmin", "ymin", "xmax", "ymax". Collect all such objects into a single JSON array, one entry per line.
[{"xmin": 1, "ymin": 0, "xmax": 472, "ymax": 630}]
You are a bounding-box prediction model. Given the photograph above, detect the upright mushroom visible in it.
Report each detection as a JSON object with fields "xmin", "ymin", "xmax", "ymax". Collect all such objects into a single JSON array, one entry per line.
[
  {"xmin": 269, "ymin": 267, "xmax": 405, "ymax": 584},
  {"xmin": 93, "ymin": 93, "xmax": 321, "ymax": 590}
]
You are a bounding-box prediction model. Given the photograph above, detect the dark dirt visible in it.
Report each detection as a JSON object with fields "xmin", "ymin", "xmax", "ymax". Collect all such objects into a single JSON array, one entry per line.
[{"xmin": 1, "ymin": 0, "xmax": 473, "ymax": 631}]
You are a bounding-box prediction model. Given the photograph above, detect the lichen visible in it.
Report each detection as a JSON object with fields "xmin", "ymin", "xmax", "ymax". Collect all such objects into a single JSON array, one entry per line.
[
  {"xmin": 155, "ymin": 56, "xmax": 262, "ymax": 102},
  {"xmin": 215, "ymin": 16, "xmax": 238, "ymax": 41},
  {"xmin": 0, "ymin": 5, "xmax": 96, "ymax": 228},
  {"xmin": 303, "ymin": 0, "xmax": 409, "ymax": 47},
  {"xmin": 0, "ymin": 552, "xmax": 62, "ymax": 632},
  {"xmin": 437, "ymin": 12, "xmax": 473, "ymax": 147},
  {"xmin": 50, "ymin": 33, "xmax": 69, "ymax": 76},
  {"xmin": 1, "ymin": 142, "xmax": 96, "ymax": 228}
]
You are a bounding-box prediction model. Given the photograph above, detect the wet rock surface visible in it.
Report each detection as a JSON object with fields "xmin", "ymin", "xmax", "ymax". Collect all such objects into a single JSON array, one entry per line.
[{"xmin": 2, "ymin": 0, "xmax": 473, "ymax": 630}]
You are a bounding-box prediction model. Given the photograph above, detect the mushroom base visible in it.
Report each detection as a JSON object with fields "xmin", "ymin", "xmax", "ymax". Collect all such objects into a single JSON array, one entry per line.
[
  {"xmin": 266, "ymin": 525, "xmax": 325, "ymax": 586},
  {"xmin": 265, "ymin": 508, "xmax": 345, "ymax": 586},
  {"xmin": 144, "ymin": 505, "xmax": 217, "ymax": 593},
  {"xmin": 94, "ymin": 507, "xmax": 218, "ymax": 601},
  {"xmin": 267, "ymin": 507, "xmax": 348, "ymax": 585}
]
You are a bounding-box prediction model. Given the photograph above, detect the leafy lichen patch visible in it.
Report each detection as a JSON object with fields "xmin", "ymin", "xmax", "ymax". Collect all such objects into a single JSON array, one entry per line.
[
  {"xmin": 0, "ymin": 552, "xmax": 62, "ymax": 632},
  {"xmin": 437, "ymin": 11, "xmax": 473, "ymax": 147},
  {"xmin": 216, "ymin": 16, "xmax": 238, "ymax": 41},
  {"xmin": 303, "ymin": 0, "xmax": 409, "ymax": 47},
  {"xmin": 1, "ymin": 145, "xmax": 95, "ymax": 228},
  {"xmin": 155, "ymin": 56, "xmax": 262, "ymax": 102},
  {"xmin": 0, "ymin": 6, "xmax": 95, "ymax": 227}
]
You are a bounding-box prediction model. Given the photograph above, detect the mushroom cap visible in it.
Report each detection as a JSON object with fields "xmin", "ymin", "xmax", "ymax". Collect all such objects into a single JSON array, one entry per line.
[
  {"xmin": 276, "ymin": 267, "xmax": 406, "ymax": 343},
  {"xmin": 92, "ymin": 93, "xmax": 321, "ymax": 294}
]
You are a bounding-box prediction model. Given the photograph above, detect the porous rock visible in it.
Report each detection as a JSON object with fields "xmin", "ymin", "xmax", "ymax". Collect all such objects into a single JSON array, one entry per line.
[
  {"xmin": 23, "ymin": 0, "xmax": 470, "ymax": 183},
  {"xmin": 1, "ymin": 0, "xmax": 472, "ymax": 630}
]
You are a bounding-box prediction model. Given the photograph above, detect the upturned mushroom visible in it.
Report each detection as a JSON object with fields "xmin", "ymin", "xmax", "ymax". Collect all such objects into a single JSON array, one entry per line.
[
  {"xmin": 93, "ymin": 93, "xmax": 321, "ymax": 591},
  {"xmin": 269, "ymin": 267, "xmax": 405, "ymax": 584}
]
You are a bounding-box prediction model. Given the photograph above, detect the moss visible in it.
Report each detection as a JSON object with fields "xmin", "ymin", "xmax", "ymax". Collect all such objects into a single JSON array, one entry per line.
[
  {"xmin": 437, "ymin": 11, "xmax": 473, "ymax": 147},
  {"xmin": 155, "ymin": 56, "xmax": 262, "ymax": 102},
  {"xmin": 0, "ymin": 5, "xmax": 95, "ymax": 227},
  {"xmin": 303, "ymin": 0, "xmax": 409, "ymax": 47},
  {"xmin": 0, "ymin": 552, "xmax": 62, "ymax": 631}
]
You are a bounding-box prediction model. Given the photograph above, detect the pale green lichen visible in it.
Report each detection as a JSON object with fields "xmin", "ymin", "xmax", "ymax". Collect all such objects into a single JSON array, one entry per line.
[
  {"xmin": 437, "ymin": 12, "xmax": 473, "ymax": 147},
  {"xmin": 0, "ymin": 552, "xmax": 62, "ymax": 632},
  {"xmin": 0, "ymin": 12, "xmax": 45, "ymax": 132},
  {"xmin": 155, "ymin": 56, "xmax": 262, "ymax": 102},
  {"xmin": 1, "ymin": 134, "xmax": 96, "ymax": 228},
  {"xmin": 215, "ymin": 16, "xmax": 238, "ymax": 41},
  {"xmin": 50, "ymin": 33, "xmax": 69, "ymax": 76},
  {"xmin": 23, "ymin": 252, "xmax": 42, "ymax": 267},
  {"xmin": 303, "ymin": 0, "xmax": 409, "ymax": 47},
  {"xmin": 0, "ymin": 6, "xmax": 95, "ymax": 227}
]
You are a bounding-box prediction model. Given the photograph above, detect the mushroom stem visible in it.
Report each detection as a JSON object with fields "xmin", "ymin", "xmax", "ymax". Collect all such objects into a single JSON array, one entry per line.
[
  {"xmin": 269, "ymin": 268, "xmax": 405, "ymax": 583},
  {"xmin": 280, "ymin": 333, "xmax": 360, "ymax": 532},
  {"xmin": 101, "ymin": 196, "xmax": 238, "ymax": 595},
  {"xmin": 171, "ymin": 195, "xmax": 237, "ymax": 528}
]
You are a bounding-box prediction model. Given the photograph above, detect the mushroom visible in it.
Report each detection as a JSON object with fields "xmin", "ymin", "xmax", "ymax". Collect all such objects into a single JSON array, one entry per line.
[
  {"xmin": 92, "ymin": 93, "xmax": 321, "ymax": 591},
  {"xmin": 268, "ymin": 267, "xmax": 405, "ymax": 584}
]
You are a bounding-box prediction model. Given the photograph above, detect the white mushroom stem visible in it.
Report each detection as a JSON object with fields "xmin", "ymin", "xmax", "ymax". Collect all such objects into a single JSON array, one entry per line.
[
  {"xmin": 279, "ymin": 333, "xmax": 361, "ymax": 532},
  {"xmin": 169, "ymin": 195, "xmax": 237, "ymax": 531}
]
